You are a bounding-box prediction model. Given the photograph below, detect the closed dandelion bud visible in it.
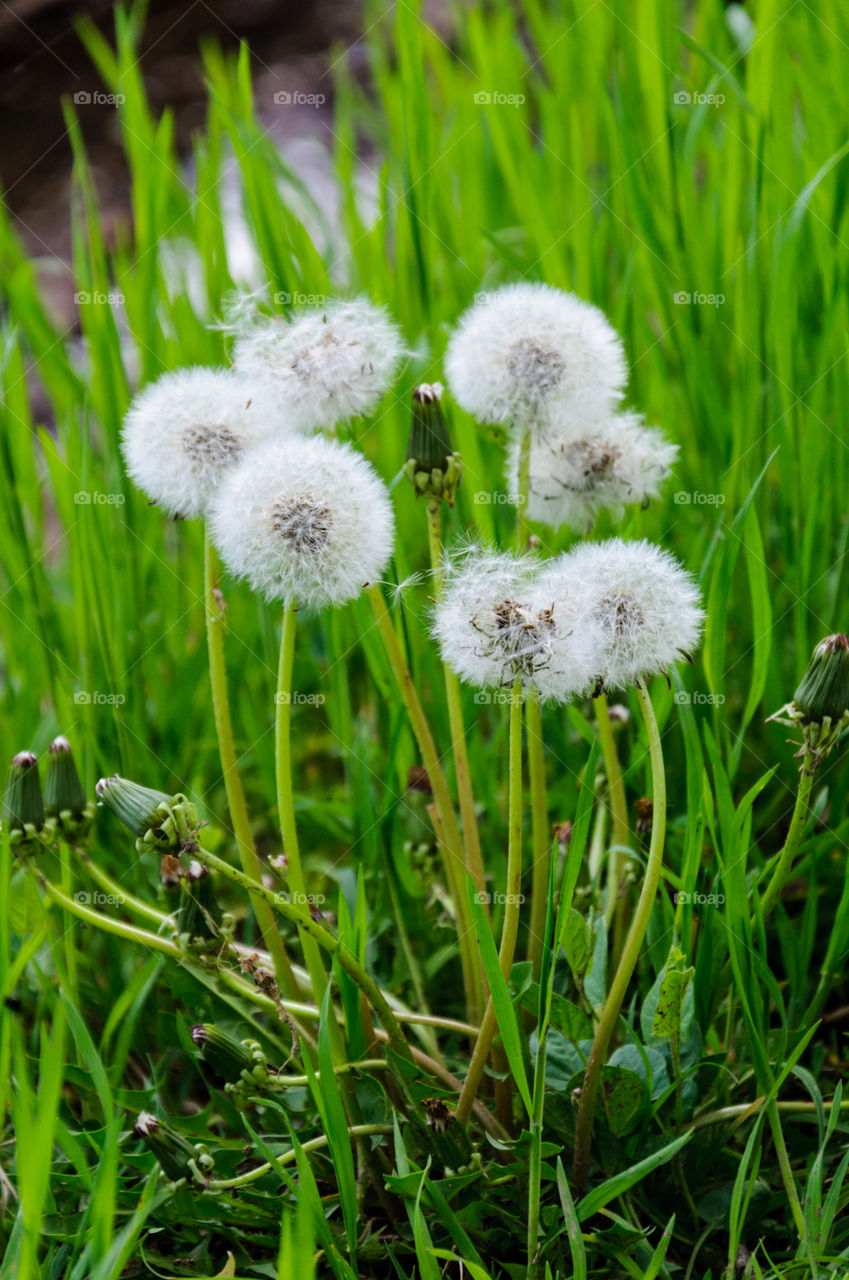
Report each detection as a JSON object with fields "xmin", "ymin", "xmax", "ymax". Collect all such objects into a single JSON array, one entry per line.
[
  {"xmin": 191, "ymin": 1023, "xmax": 272, "ymax": 1089},
  {"xmin": 95, "ymin": 775, "xmax": 199, "ymax": 854},
  {"xmin": 403, "ymin": 383, "xmax": 463, "ymax": 504},
  {"xmin": 178, "ymin": 860, "xmax": 227, "ymax": 948},
  {"xmin": 3, "ymin": 752, "xmax": 45, "ymax": 850},
  {"xmin": 44, "ymin": 737, "xmax": 93, "ymax": 842},
  {"xmin": 793, "ymin": 635, "xmax": 849, "ymax": 724},
  {"xmin": 134, "ymin": 1112, "xmax": 210, "ymax": 1185}
]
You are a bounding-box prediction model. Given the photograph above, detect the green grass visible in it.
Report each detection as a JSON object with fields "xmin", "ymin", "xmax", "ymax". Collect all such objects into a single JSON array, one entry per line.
[{"xmin": 3, "ymin": 0, "xmax": 849, "ymax": 1275}]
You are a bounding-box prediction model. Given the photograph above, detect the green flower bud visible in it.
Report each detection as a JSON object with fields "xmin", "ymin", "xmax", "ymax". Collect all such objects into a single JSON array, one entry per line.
[
  {"xmin": 44, "ymin": 737, "xmax": 94, "ymax": 842},
  {"xmin": 177, "ymin": 859, "xmax": 232, "ymax": 950},
  {"xmin": 403, "ymin": 384, "xmax": 463, "ymax": 505},
  {"xmin": 134, "ymin": 1111, "xmax": 211, "ymax": 1185},
  {"xmin": 794, "ymin": 634, "xmax": 849, "ymax": 724},
  {"xmin": 3, "ymin": 752, "xmax": 45, "ymax": 851},
  {"xmin": 191, "ymin": 1023, "xmax": 272, "ymax": 1089},
  {"xmin": 96, "ymin": 775, "xmax": 199, "ymax": 854}
]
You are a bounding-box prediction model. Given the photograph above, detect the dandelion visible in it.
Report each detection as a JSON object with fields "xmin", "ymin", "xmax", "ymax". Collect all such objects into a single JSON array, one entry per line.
[
  {"xmin": 539, "ymin": 538, "xmax": 703, "ymax": 691},
  {"xmin": 231, "ymin": 296, "xmax": 405, "ymax": 430},
  {"xmin": 444, "ymin": 283, "xmax": 627, "ymax": 431},
  {"xmin": 507, "ymin": 412, "xmax": 678, "ymax": 530},
  {"xmin": 432, "ymin": 545, "xmax": 600, "ymax": 700},
  {"xmin": 208, "ymin": 434, "xmax": 395, "ymax": 608},
  {"xmin": 121, "ymin": 367, "xmax": 299, "ymax": 518}
]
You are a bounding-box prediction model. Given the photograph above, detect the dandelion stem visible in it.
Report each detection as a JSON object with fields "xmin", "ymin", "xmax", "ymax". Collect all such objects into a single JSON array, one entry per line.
[
  {"xmin": 36, "ymin": 875, "xmax": 182, "ymax": 958},
  {"xmin": 572, "ymin": 681, "xmax": 666, "ymax": 1194},
  {"xmin": 74, "ymin": 851, "xmax": 170, "ymax": 926},
  {"xmin": 206, "ymin": 1124, "xmax": 395, "ymax": 1190},
  {"xmin": 425, "ymin": 498, "xmax": 487, "ymax": 906},
  {"xmin": 366, "ymin": 581, "xmax": 483, "ymax": 1023},
  {"xmin": 525, "ymin": 696, "xmax": 549, "ymax": 979},
  {"xmin": 594, "ymin": 691, "xmax": 631, "ymax": 960},
  {"xmin": 456, "ymin": 678, "xmax": 524, "ymax": 1127},
  {"xmin": 204, "ymin": 532, "xmax": 297, "ymax": 999},
  {"xmin": 759, "ymin": 768, "xmax": 814, "ymax": 920},
  {"xmin": 275, "ymin": 600, "xmax": 330, "ymax": 1011}
]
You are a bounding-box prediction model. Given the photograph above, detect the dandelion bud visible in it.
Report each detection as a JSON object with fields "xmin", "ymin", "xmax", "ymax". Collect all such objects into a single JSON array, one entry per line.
[
  {"xmin": 134, "ymin": 1112, "xmax": 211, "ymax": 1185},
  {"xmin": 209, "ymin": 434, "xmax": 395, "ymax": 608},
  {"xmin": 178, "ymin": 859, "xmax": 229, "ymax": 949},
  {"xmin": 793, "ymin": 635, "xmax": 849, "ymax": 724},
  {"xmin": 96, "ymin": 775, "xmax": 199, "ymax": 854},
  {"xmin": 191, "ymin": 1023, "xmax": 272, "ymax": 1089},
  {"xmin": 44, "ymin": 737, "xmax": 93, "ymax": 842},
  {"xmin": 403, "ymin": 383, "xmax": 463, "ymax": 504},
  {"xmin": 3, "ymin": 752, "xmax": 45, "ymax": 850}
]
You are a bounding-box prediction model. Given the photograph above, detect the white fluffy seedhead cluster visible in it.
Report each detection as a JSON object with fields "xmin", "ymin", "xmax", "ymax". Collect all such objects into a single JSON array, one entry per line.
[
  {"xmin": 232, "ymin": 296, "xmax": 405, "ymax": 430},
  {"xmin": 507, "ymin": 411, "xmax": 678, "ymax": 531},
  {"xmin": 538, "ymin": 539, "xmax": 704, "ymax": 691},
  {"xmin": 444, "ymin": 283, "xmax": 627, "ymax": 431},
  {"xmin": 433, "ymin": 546, "xmax": 603, "ymax": 701},
  {"xmin": 121, "ymin": 367, "xmax": 299, "ymax": 518},
  {"xmin": 208, "ymin": 434, "xmax": 395, "ymax": 608}
]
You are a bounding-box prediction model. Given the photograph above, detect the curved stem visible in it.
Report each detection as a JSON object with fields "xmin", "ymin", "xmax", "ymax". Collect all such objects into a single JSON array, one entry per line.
[
  {"xmin": 456, "ymin": 678, "xmax": 524, "ymax": 1126},
  {"xmin": 74, "ymin": 851, "xmax": 171, "ymax": 926},
  {"xmin": 275, "ymin": 601, "xmax": 329, "ymax": 1009},
  {"xmin": 37, "ymin": 875, "xmax": 181, "ymax": 958},
  {"xmin": 207, "ymin": 1123, "xmax": 394, "ymax": 1190},
  {"xmin": 426, "ymin": 499, "xmax": 487, "ymax": 906},
  {"xmin": 525, "ymin": 696, "xmax": 549, "ymax": 979},
  {"xmin": 594, "ymin": 691, "xmax": 631, "ymax": 961},
  {"xmin": 204, "ymin": 532, "xmax": 297, "ymax": 998},
  {"xmin": 572, "ymin": 682, "xmax": 666, "ymax": 1194},
  {"xmin": 759, "ymin": 769, "xmax": 814, "ymax": 920},
  {"xmin": 367, "ymin": 582, "xmax": 483, "ymax": 1022}
]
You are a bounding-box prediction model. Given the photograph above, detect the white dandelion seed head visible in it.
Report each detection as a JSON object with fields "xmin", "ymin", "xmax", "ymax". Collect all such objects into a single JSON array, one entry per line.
[
  {"xmin": 538, "ymin": 538, "xmax": 704, "ymax": 691},
  {"xmin": 121, "ymin": 366, "xmax": 301, "ymax": 518},
  {"xmin": 444, "ymin": 283, "xmax": 627, "ymax": 430},
  {"xmin": 232, "ymin": 296, "xmax": 406, "ymax": 430},
  {"xmin": 433, "ymin": 545, "xmax": 599, "ymax": 701},
  {"xmin": 507, "ymin": 412, "xmax": 679, "ymax": 530},
  {"xmin": 208, "ymin": 434, "xmax": 395, "ymax": 608}
]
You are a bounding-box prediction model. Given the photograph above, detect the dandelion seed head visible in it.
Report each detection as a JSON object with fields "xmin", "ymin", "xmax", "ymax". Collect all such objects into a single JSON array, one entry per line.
[
  {"xmin": 121, "ymin": 366, "xmax": 299, "ymax": 518},
  {"xmin": 507, "ymin": 411, "xmax": 678, "ymax": 529},
  {"xmin": 232, "ymin": 296, "xmax": 406, "ymax": 429},
  {"xmin": 444, "ymin": 283, "xmax": 627, "ymax": 430},
  {"xmin": 538, "ymin": 538, "xmax": 703, "ymax": 690},
  {"xmin": 208, "ymin": 434, "xmax": 395, "ymax": 608}
]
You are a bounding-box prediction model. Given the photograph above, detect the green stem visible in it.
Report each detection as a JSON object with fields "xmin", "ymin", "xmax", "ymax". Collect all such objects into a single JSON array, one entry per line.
[
  {"xmin": 572, "ymin": 681, "xmax": 666, "ymax": 1194},
  {"xmin": 204, "ymin": 532, "xmax": 297, "ymax": 998},
  {"xmin": 525, "ymin": 696, "xmax": 549, "ymax": 980},
  {"xmin": 207, "ymin": 1124, "xmax": 394, "ymax": 1190},
  {"xmin": 75, "ymin": 851, "xmax": 171, "ymax": 926},
  {"xmin": 426, "ymin": 499, "xmax": 487, "ymax": 905},
  {"xmin": 516, "ymin": 428, "xmax": 532, "ymax": 551},
  {"xmin": 594, "ymin": 692, "xmax": 631, "ymax": 961},
  {"xmin": 37, "ymin": 875, "xmax": 181, "ymax": 958},
  {"xmin": 275, "ymin": 601, "xmax": 330, "ymax": 1010},
  {"xmin": 456, "ymin": 678, "xmax": 524, "ymax": 1126},
  {"xmin": 766, "ymin": 1100, "xmax": 807, "ymax": 1240},
  {"xmin": 367, "ymin": 582, "xmax": 483, "ymax": 1023},
  {"xmin": 198, "ymin": 846, "xmax": 411, "ymax": 1063},
  {"xmin": 759, "ymin": 769, "xmax": 814, "ymax": 920}
]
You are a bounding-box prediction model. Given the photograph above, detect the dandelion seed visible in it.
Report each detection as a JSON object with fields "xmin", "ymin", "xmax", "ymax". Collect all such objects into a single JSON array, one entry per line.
[
  {"xmin": 507, "ymin": 411, "xmax": 678, "ymax": 530},
  {"xmin": 121, "ymin": 367, "xmax": 299, "ymax": 518},
  {"xmin": 538, "ymin": 538, "xmax": 704, "ymax": 691},
  {"xmin": 208, "ymin": 434, "xmax": 395, "ymax": 608},
  {"xmin": 444, "ymin": 283, "xmax": 627, "ymax": 431},
  {"xmin": 232, "ymin": 296, "xmax": 405, "ymax": 430}
]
